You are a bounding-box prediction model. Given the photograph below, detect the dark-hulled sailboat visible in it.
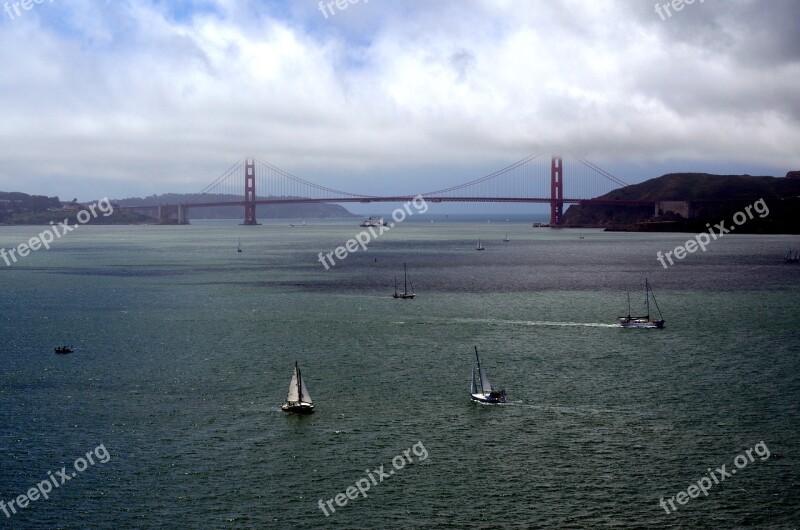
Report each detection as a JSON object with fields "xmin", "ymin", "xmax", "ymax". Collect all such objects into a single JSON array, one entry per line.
[
  {"xmin": 393, "ymin": 263, "xmax": 415, "ymax": 299},
  {"xmin": 470, "ymin": 347, "xmax": 507, "ymax": 404},
  {"xmin": 617, "ymin": 278, "xmax": 665, "ymax": 329}
]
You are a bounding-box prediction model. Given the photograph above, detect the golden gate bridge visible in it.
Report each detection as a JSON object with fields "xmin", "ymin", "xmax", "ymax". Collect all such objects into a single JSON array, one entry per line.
[{"xmin": 125, "ymin": 155, "xmax": 654, "ymax": 225}]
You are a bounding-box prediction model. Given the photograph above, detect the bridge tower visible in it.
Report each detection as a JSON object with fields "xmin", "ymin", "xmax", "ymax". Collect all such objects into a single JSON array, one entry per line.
[
  {"xmin": 243, "ymin": 158, "xmax": 258, "ymax": 225},
  {"xmin": 550, "ymin": 155, "xmax": 563, "ymax": 226}
]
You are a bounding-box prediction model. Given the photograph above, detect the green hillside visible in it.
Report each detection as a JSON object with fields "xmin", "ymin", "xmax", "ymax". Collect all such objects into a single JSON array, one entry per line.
[{"xmin": 564, "ymin": 173, "xmax": 800, "ymax": 233}]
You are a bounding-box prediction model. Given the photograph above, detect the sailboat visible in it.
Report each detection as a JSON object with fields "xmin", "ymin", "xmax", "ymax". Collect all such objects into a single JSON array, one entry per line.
[
  {"xmin": 476, "ymin": 239, "xmax": 485, "ymax": 251},
  {"xmin": 281, "ymin": 361, "xmax": 315, "ymax": 414},
  {"xmin": 617, "ymin": 278, "xmax": 665, "ymax": 329},
  {"xmin": 392, "ymin": 263, "xmax": 415, "ymax": 299},
  {"xmin": 578, "ymin": 230, "xmax": 585, "ymax": 239},
  {"xmin": 503, "ymin": 232, "xmax": 510, "ymax": 242},
  {"xmin": 237, "ymin": 238, "xmax": 242, "ymax": 253},
  {"xmin": 470, "ymin": 347, "xmax": 507, "ymax": 404}
]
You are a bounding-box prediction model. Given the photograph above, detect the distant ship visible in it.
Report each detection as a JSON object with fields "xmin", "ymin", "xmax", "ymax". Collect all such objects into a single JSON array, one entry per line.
[
  {"xmin": 393, "ymin": 263, "xmax": 415, "ymax": 299},
  {"xmin": 617, "ymin": 279, "xmax": 665, "ymax": 329},
  {"xmin": 360, "ymin": 217, "xmax": 388, "ymax": 228}
]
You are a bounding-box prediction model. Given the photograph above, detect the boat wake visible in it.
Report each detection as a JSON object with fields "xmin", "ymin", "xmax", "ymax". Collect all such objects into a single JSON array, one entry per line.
[
  {"xmin": 446, "ymin": 318, "xmax": 619, "ymax": 329},
  {"xmin": 503, "ymin": 401, "xmax": 643, "ymax": 417}
]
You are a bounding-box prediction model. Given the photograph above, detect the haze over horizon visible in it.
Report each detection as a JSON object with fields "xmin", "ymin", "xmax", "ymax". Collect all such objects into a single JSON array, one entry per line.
[{"xmin": 1, "ymin": 0, "xmax": 799, "ymax": 212}]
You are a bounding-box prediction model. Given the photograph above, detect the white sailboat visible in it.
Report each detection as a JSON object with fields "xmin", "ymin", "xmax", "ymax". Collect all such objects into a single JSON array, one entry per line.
[
  {"xmin": 393, "ymin": 262, "xmax": 415, "ymax": 299},
  {"xmin": 237, "ymin": 238, "xmax": 242, "ymax": 253},
  {"xmin": 470, "ymin": 347, "xmax": 507, "ymax": 404},
  {"xmin": 503, "ymin": 232, "xmax": 510, "ymax": 242},
  {"xmin": 617, "ymin": 279, "xmax": 665, "ymax": 329},
  {"xmin": 476, "ymin": 239, "xmax": 485, "ymax": 251},
  {"xmin": 281, "ymin": 361, "xmax": 315, "ymax": 414}
]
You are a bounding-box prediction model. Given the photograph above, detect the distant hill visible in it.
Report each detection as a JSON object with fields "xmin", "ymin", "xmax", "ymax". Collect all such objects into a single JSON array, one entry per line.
[
  {"xmin": 0, "ymin": 191, "xmax": 60, "ymax": 222},
  {"xmin": 0, "ymin": 191, "xmax": 149, "ymax": 225},
  {"xmin": 116, "ymin": 193, "xmax": 357, "ymax": 219},
  {"xmin": 564, "ymin": 173, "xmax": 800, "ymax": 233}
]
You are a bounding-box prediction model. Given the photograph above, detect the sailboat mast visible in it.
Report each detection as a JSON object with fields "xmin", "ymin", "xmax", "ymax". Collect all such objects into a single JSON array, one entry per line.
[
  {"xmin": 474, "ymin": 346, "xmax": 484, "ymax": 394},
  {"xmin": 645, "ymin": 279, "xmax": 651, "ymax": 318},
  {"xmin": 650, "ymin": 282, "xmax": 664, "ymax": 320},
  {"xmin": 404, "ymin": 263, "xmax": 408, "ymax": 294},
  {"xmin": 296, "ymin": 362, "xmax": 302, "ymax": 402}
]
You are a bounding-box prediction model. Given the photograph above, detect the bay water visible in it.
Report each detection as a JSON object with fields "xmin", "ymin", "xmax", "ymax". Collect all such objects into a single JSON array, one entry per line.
[{"xmin": 1, "ymin": 218, "xmax": 798, "ymax": 528}]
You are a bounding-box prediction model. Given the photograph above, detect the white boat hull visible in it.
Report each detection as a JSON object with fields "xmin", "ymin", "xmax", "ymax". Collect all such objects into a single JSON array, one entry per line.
[
  {"xmin": 471, "ymin": 392, "xmax": 507, "ymax": 404},
  {"xmin": 617, "ymin": 318, "xmax": 665, "ymax": 329},
  {"xmin": 282, "ymin": 401, "xmax": 315, "ymax": 414}
]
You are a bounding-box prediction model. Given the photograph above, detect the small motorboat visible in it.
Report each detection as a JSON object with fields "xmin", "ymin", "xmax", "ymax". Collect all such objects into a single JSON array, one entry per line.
[{"xmin": 54, "ymin": 346, "xmax": 74, "ymax": 354}]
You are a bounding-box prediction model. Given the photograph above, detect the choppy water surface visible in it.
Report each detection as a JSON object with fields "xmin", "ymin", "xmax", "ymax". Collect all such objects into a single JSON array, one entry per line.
[{"xmin": 1, "ymin": 220, "xmax": 798, "ymax": 528}]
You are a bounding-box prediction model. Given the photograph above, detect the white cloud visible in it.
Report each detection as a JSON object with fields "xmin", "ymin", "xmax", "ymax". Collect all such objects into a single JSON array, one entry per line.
[{"xmin": 0, "ymin": 0, "xmax": 797, "ymax": 200}]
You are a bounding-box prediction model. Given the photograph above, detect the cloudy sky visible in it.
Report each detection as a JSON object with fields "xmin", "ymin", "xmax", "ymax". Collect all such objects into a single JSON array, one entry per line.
[{"xmin": 1, "ymin": 0, "xmax": 798, "ymax": 207}]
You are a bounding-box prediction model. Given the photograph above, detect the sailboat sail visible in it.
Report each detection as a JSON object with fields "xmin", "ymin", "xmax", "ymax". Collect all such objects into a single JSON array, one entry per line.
[
  {"xmin": 299, "ymin": 372, "xmax": 313, "ymax": 404},
  {"xmin": 470, "ymin": 346, "xmax": 507, "ymax": 403},
  {"xmin": 471, "ymin": 368, "xmax": 478, "ymax": 394},
  {"xmin": 282, "ymin": 362, "xmax": 315, "ymax": 413},
  {"xmin": 478, "ymin": 365, "xmax": 493, "ymax": 393},
  {"xmin": 475, "ymin": 348, "xmax": 493, "ymax": 393},
  {"xmin": 286, "ymin": 367, "xmax": 300, "ymax": 403}
]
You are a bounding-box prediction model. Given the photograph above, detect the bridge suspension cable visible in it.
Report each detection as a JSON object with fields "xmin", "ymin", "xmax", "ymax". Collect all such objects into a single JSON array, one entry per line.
[
  {"xmin": 422, "ymin": 154, "xmax": 543, "ymax": 197},
  {"xmin": 572, "ymin": 156, "xmax": 628, "ymax": 188},
  {"xmin": 255, "ymin": 159, "xmax": 373, "ymax": 200},
  {"xmin": 189, "ymin": 153, "xmax": 629, "ymax": 204}
]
